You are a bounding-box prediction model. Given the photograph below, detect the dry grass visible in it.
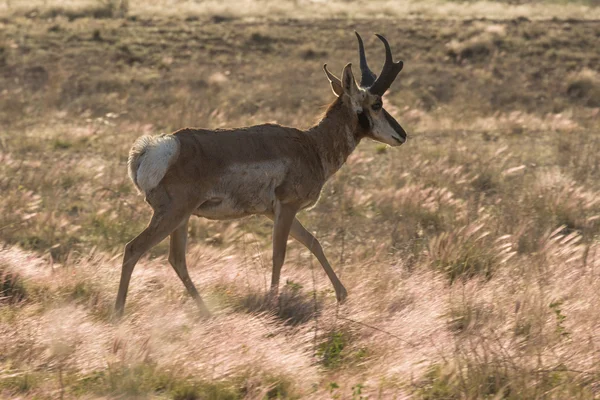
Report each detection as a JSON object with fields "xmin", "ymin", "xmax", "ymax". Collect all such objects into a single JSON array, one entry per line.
[
  {"xmin": 1, "ymin": 2, "xmax": 600, "ymax": 399},
  {"xmin": 2, "ymin": 0, "xmax": 600, "ymax": 20}
]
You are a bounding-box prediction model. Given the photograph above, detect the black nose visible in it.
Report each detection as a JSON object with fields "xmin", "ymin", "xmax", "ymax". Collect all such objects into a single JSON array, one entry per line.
[{"xmin": 383, "ymin": 109, "xmax": 406, "ymax": 140}]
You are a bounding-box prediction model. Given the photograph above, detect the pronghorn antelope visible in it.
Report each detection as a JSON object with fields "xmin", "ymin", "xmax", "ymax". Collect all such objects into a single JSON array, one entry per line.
[{"xmin": 115, "ymin": 32, "xmax": 406, "ymax": 317}]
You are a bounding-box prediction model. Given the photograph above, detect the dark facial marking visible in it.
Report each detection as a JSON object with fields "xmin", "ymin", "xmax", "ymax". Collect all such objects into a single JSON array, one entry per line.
[
  {"xmin": 383, "ymin": 108, "xmax": 407, "ymax": 140},
  {"xmin": 357, "ymin": 111, "xmax": 371, "ymax": 130}
]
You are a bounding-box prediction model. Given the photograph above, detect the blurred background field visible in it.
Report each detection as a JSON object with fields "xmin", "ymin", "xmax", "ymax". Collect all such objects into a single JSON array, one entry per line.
[{"xmin": 1, "ymin": 0, "xmax": 600, "ymax": 398}]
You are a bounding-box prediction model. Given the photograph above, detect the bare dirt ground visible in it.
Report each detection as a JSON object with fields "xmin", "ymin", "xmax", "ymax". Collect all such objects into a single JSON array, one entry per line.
[{"xmin": 1, "ymin": 1, "xmax": 600, "ymax": 398}]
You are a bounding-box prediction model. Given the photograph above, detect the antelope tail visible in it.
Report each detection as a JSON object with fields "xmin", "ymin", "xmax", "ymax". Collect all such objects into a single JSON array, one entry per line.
[{"xmin": 127, "ymin": 134, "xmax": 180, "ymax": 194}]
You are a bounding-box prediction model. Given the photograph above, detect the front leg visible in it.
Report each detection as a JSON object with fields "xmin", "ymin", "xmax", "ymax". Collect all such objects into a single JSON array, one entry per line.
[
  {"xmin": 270, "ymin": 201, "xmax": 298, "ymax": 296},
  {"xmin": 288, "ymin": 218, "xmax": 347, "ymax": 303},
  {"xmin": 266, "ymin": 214, "xmax": 347, "ymax": 303}
]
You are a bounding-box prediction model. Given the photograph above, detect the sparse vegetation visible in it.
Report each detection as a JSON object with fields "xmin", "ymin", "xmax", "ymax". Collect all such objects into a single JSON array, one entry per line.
[
  {"xmin": 71, "ymin": 363, "xmax": 242, "ymax": 399},
  {"xmin": 567, "ymin": 68, "xmax": 600, "ymax": 107},
  {"xmin": 1, "ymin": 0, "xmax": 600, "ymax": 398},
  {"xmin": 0, "ymin": 265, "xmax": 26, "ymax": 304},
  {"xmin": 317, "ymin": 330, "xmax": 350, "ymax": 369}
]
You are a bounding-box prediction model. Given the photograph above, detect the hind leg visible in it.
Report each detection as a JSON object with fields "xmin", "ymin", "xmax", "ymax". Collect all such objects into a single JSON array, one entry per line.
[
  {"xmin": 168, "ymin": 218, "xmax": 211, "ymax": 317},
  {"xmin": 114, "ymin": 190, "xmax": 192, "ymax": 318}
]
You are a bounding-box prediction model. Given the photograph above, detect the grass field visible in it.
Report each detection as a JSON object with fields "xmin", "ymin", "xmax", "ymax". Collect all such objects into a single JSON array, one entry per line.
[{"xmin": 1, "ymin": 0, "xmax": 600, "ymax": 398}]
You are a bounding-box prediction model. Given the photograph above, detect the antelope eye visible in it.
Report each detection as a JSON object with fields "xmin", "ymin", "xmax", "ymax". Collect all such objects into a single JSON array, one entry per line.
[{"xmin": 371, "ymin": 102, "xmax": 382, "ymax": 111}]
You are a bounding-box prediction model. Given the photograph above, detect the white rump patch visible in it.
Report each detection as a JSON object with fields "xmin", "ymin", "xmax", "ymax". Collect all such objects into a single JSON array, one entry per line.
[{"xmin": 128, "ymin": 134, "xmax": 180, "ymax": 194}]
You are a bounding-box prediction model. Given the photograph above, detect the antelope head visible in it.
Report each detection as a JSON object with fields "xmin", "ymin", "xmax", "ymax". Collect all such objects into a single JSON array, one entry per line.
[{"xmin": 323, "ymin": 32, "xmax": 407, "ymax": 146}]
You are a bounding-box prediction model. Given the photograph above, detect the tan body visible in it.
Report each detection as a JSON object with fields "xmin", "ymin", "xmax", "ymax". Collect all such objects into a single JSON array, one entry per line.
[
  {"xmin": 171, "ymin": 117, "xmax": 346, "ymax": 220},
  {"xmin": 115, "ymin": 33, "xmax": 407, "ymax": 318}
]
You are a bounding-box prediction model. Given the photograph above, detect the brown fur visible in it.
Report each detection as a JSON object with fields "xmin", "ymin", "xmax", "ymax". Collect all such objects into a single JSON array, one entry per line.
[
  {"xmin": 114, "ymin": 66, "xmax": 405, "ymax": 318},
  {"xmin": 155, "ymin": 97, "xmax": 359, "ymax": 219}
]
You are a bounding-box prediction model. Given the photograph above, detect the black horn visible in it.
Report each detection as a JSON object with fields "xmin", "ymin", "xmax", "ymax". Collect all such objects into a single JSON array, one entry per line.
[
  {"xmin": 368, "ymin": 34, "xmax": 404, "ymax": 96},
  {"xmin": 355, "ymin": 31, "xmax": 376, "ymax": 87}
]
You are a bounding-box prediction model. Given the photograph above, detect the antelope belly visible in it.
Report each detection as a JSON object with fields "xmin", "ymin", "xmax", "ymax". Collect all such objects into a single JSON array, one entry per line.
[{"xmin": 194, "ymin": 161, "xmax": 285, "ymax": 220}]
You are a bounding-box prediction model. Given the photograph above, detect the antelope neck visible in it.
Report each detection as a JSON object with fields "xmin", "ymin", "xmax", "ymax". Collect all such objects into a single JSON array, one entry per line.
[{"xmin": 308, "ymin": 98, "xmax": 360, "ymax": 180}]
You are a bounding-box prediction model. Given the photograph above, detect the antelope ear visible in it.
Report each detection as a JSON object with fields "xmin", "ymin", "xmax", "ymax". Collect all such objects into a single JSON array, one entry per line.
[
  {"xmin": 341, "ymin": 63, "xmax": 359, "ymax": 96},
  {"xmin": 323, "ymin": 64, "xmax": 343, "ymax": 97},
  {"xmin": 341, "ymin": 63, "xmax": 363, "ymax": 113}
]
